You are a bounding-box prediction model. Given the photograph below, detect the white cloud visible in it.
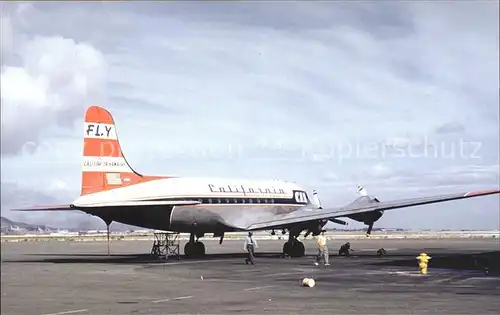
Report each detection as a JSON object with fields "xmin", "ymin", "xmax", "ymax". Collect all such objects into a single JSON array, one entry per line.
[
  {"xmin": 1, "ymin": 5, "xmax": 107, "ymax": 156},
  {"xmin": 0, "ymin": 15, "xmax": 14, "ymax": 61},
  {"xmin": 435, "ymin": 121, "xmax": 466, "ymax": 135},
  {"xmin": 1, "ymin": 2, "xmax": 498, "ymax": 230},
  {"xmin": 367, "ymin": 164, "xmax": 394, "ymax": 179}
]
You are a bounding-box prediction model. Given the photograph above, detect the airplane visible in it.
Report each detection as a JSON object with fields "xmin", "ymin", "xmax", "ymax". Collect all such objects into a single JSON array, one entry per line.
[{"xmin": 13, "ymin": 105, "xmax": 500, "ymax": 258}]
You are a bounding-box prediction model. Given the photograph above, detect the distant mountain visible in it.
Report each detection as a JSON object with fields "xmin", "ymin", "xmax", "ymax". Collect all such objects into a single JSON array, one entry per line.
[
  {"xmin": 1, "ymin": 216, "xmax": 59, "ymax": 233},
  {"xmin": 71, "ymin": 218, "xmax": 147, "ymax": 232},
  {"xmin": 0, "ymin": 216, "xmax": 407, "ymax": 234},
  {"xmin": 325, "ymin": 227, "xmax": 406, "ymax": 232},
  {"xmin": 1, "ymin": 216, "xmax": 149, "ymax": 233}
]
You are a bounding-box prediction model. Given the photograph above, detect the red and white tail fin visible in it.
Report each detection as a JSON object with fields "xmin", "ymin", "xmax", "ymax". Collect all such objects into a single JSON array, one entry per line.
[{"xmin": 81, "ymin": 105, "xmax": 164, "ymax": 195}]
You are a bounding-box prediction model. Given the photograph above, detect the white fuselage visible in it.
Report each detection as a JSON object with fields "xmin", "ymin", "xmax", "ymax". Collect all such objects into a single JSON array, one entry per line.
[{"xmin": 74, "ymin": 177, "xmax": 311, "ymax": 232}]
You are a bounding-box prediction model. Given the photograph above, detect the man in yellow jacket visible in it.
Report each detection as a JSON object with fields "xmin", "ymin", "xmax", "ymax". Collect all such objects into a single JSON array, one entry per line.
[{"xmin": 314, "ymin": 231, "xmax": 330, "ymax": 266}]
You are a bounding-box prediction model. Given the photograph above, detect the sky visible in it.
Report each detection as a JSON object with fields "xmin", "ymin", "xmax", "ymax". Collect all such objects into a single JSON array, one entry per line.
[{"xmin": 1, "ymin": 1, "xmax": 499, "ymax": 231}]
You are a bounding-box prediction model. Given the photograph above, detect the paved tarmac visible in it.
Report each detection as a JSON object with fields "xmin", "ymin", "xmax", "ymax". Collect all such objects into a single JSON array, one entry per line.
[{"xmin": 1, "ymin": 237, "xmax": 499, "ymax": 315}]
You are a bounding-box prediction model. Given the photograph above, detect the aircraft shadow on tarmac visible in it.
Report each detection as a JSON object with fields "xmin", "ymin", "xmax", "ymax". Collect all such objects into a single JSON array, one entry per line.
[
  {"xmin": 9, "ymin": 250, "xmax": 434, "ymax": 264},
  {"xmin": 1, "ymin": 251, "xmax": 407, "ymax": 265},
  {"xmin": 371, "ymin": 251, "xmax": 500, "ymax": 275},
  {"xmin": 5, "ymin": 252, "xmax": 289, "ymax": 265},
  {"xmin": 5, "ymin": 251, "xmax": 500, "ymax": 274}
]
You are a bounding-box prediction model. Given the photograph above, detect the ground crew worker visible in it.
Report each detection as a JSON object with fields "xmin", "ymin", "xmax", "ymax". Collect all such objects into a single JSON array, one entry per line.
[
  {"xmin": 314, "ymin": 231, "xmax": 330, "ymax": 266},
  {"xmin": 244, "ymin": 231, "xmax": 258, "ymax": 265},
  {"xmin": 339, "ymin": 242, "xmax": 354, "ymax": 256}
]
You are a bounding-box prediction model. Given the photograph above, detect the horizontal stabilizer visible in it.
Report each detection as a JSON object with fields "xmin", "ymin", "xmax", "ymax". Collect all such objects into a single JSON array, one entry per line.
[{"xmin": 12, "ymin": 204, "xmax": 75, "ymax": 211}]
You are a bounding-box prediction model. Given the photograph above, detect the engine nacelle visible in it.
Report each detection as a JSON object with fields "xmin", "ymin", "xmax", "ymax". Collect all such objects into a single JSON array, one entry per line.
[
  {"xmin": 347, "ymin": 210, "xmax": 384, "ymax": 225},
  {"xmin": 303, "ymin": 219, "xmax": 328, "ymax": 237},
  {"xmin": 347, "ymin": 210, "xmax": 384, "ymax": 236},
  {"xmin": 344, "ymin": 185, "xmax": 384, "ymax": 236},
  {"xmin": 348, "ymin": 185, "xmax": 383, "ymax": 225}
]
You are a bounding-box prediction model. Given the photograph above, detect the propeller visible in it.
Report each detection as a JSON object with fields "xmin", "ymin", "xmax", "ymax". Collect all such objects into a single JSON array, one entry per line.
[
  {"xmin": 357, "ymin": 184, "xmax": 368, "ymax": 196},
  {"xmin": 311, "ymin": 190, "xmax": 323, "ymax": 209},
  {"xmin": 356, "ymin": 185, "xmax": 379, "ymax": 237}
]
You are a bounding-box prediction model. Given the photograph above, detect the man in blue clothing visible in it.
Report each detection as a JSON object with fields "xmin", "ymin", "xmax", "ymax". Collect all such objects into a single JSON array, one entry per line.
[{"xmin": 244, "ymin": 231, "xmax": 258, "ymax": 265}]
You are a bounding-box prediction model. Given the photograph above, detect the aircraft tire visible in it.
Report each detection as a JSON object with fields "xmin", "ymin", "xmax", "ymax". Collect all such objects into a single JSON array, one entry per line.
[
  {"xmin": 184, "ymin": 242, "xmax": 194, "ymax": 258},
  {"xmin": 283, "ymin": 240, "xmax": 305, "ymax": 257},
  {"xmin": 195, "ymin": 241, "xmax": 206, "ymax": 257},
  {"xmin": 291, "ymin": 241, "xmax": 305, "ymax": 257},
  {"xmin": 185, "ymin": 241, "xmax": 206, "ymax": 258},
  {"xmin": 283, "ymin": 241, "xmax": 293, "ymax": 256}
]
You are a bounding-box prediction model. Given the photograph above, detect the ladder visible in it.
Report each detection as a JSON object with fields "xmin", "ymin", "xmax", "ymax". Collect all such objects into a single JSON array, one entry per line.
[{"xmin": 150, "ymin": 232, "xmax": 180, "ymax": 260}]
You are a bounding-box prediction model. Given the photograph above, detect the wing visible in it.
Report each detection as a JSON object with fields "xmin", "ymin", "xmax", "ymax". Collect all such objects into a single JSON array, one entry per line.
[
  {"xmin": 12, "ymin": 200, "xmax": 201, "ymax": 211},
  {"xmin": 244, "ymin": 188, "xmax": 500, "ymax": 231}
]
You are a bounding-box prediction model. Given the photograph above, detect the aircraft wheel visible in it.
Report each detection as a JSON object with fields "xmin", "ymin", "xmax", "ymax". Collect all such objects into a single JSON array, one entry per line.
[
  {"xmin": 195, "ymin": 241, "xmax": 206, "ymax": 257},
  {"xmin": 283, "ymin": 241, "xmax": 293, "ymax": 256},
  {"xmin": 283, "ymin": 240, "xmax": 305, "ymax": 257},
  {"xmin": 184, "ymin": 242, "xmax": 193, "ymax": 257},
  {"xmin": 291, "ymin": 241, "xmax": 305, "ymax": 257},
  {"xmin": 185, "ymin": 241, "xmax": 205, "ymax": 258}
]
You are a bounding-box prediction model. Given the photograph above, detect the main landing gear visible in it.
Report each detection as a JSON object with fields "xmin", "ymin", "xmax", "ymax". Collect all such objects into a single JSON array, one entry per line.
[
  {"xmin": 282, "ymin": 231, "xmax": 305, "ymax": 258},
  {"xmin": 184, "ymin": 232, "xmax": 206, "ymax": 258}
]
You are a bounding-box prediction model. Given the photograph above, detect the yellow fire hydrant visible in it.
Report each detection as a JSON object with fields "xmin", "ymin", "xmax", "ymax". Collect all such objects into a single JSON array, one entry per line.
[{"xmin": 416, "ymin": 253, "xmax": 431, "ymax": 274}]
